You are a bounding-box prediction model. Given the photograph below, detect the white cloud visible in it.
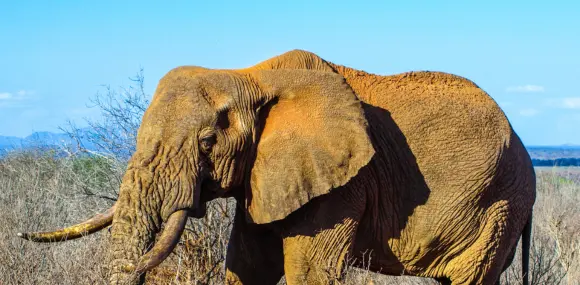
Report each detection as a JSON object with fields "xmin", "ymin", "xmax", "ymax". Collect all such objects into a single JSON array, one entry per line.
[
  {"xmin": 0, "ymin": 90, "xmax": 35, "ymax": 108},
  {"xmin": 562, "ymin": 97, "xmax": 580, "ymax": 109},
  {"xmin": 519, "ymin": 108, "xmax": 539, "ymax": 116},
  {"xmin": 0, "ymin": 92, "xmax": 12, "ymax": 100},
  {"xmin": 506, "ymin": 85, "xmax": 545, "ymax": 93}
]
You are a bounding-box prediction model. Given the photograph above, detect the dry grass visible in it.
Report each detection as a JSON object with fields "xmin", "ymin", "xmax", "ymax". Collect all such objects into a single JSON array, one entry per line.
[
  {"xmin": 0, "ymin": 151, "xmax": 113, "ymax": 284},
  {"xmin": 1, "ymin": 150, "xmax": 578, "ymax": 284}
]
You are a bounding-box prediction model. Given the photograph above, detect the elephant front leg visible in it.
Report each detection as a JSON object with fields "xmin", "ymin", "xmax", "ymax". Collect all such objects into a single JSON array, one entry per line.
[
  {"xmin": 282, "ymin": 217, "xmax": 359, "ymax": 285},
  {"xmin": 225, "ymin": 205, "xmax": 284, "ymax": 285}
]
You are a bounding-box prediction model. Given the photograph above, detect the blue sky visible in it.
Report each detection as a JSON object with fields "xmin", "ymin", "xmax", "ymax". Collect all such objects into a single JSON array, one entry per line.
[{"xmin": 0, "ymin": 1, "xmax": 579, "ymax": 146}]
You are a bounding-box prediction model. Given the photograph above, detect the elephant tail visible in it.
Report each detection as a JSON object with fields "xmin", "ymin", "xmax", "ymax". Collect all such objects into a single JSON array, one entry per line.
[{"xmin": 522, "ymin": 214, "xmax": 532, "ymax": 285}]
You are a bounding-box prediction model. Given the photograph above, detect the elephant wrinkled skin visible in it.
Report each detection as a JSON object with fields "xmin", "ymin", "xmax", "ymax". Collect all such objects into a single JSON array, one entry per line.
[{"xmin": 18, "ymin": 50, "xmax": 536, "ymax": 285}]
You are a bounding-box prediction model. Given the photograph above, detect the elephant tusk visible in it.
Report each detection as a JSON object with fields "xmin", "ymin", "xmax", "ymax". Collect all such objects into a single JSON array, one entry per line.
[
  {"xmin": 123, "ymin": 209, "xmax": 189, "ymax": 274},
  {"xmin": 17, "ymin": 204, "xmax": 116, "ymax": 242}
]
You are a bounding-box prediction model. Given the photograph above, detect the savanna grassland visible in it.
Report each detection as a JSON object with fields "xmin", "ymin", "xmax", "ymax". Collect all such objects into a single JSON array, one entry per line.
[{"xmin": 0, "ymin": 150, "xmax": 578, "ymax": 285}]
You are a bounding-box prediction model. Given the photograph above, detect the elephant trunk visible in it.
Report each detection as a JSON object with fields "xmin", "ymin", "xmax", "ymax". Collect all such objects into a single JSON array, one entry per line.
[
  {"xmin": 108, "ymin": 191, "xmax": 155, "ymax": 285},
  {"xmin": 108, "ymin": 167, "xmax": 197, "ymax": 284}
]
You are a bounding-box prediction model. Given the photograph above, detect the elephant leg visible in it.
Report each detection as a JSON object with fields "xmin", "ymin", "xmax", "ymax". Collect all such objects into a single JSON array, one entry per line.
[
  {"xmin": 282, "ymin": 217, "xmax": 359, "ymax": 285},
  {"xmin": 444, "ymin": 200, "xmax": 526, "ymax": 285},
  {"xmin": 225, "ymin": 204, "xmax": 284, "ymax": 285},
  {"xmin": 280, "ymin": 188, "xmax": 365, "ymax": 285}
]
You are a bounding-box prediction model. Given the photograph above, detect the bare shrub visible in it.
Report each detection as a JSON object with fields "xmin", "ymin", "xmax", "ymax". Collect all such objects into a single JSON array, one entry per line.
[{"xmin": 61, "ymin": 68, "xmax": 149, "ymax": 160}]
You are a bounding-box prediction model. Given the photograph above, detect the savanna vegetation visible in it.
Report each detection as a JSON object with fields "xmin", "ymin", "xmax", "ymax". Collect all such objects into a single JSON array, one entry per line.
[{"xmin": 1, "ymin": 72, "xmax": 578, "ymax": 284}]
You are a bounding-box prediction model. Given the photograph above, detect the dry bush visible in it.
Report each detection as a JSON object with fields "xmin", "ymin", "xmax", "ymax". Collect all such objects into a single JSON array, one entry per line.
[
  {"xmin": 61, "ymin": 68, "xmax": 149, "ymax": 160},
  {"xmin": 0, "ymin": 150, "xmax": 113, "ymax": 284}
]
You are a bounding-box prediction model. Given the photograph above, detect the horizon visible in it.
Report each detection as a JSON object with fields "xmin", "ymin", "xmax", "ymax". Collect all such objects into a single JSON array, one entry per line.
[
  {"xmin": 1, "ymin": 1, "xmax": 579, "ymax": 145},
  {"xmin": 3, "ymin": 125, "xmax": 580, "ymax": 150}
]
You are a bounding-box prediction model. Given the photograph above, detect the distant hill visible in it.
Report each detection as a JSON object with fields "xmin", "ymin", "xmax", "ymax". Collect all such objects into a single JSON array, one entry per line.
[
  {"xmin": 1, "ymin": 132, "xmax": 69, "ymax": 149},
  {"xmin": 527, "ymin": 146, "xmax": 580, "ymax": 167},
  {"xmin": 0, "ymin": 135, "xmax": 21, "ymax": 149},
  {"xmin": 527, "ymin": 146, "xmax": 580, "ymax": 159},
  {"xmin": 0, "ymin": 130, "xmax": 96, "ymax": 156}
]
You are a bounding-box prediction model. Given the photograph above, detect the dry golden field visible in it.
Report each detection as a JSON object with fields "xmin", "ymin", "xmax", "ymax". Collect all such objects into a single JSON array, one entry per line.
[{"xmin": 0, "ymin": 151, "xmax": 578, "ymax": 284}]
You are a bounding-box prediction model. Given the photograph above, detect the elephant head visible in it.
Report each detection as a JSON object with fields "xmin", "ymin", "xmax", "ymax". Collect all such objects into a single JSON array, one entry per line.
[{"xmin": 18, "ymin": 67, "xmax": 375, "ymax": 284}]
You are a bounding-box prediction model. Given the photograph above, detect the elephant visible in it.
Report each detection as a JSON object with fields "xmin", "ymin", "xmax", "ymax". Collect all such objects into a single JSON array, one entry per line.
[{"xmin": 18, "ymin": 49, "xmax": 536, "ymax": 285}]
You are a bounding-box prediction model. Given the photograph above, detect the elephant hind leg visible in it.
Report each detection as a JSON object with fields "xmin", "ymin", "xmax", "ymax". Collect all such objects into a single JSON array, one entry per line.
[{"xmin": 443, "ymin": 200, "xmax": 526, "ymax": 285}]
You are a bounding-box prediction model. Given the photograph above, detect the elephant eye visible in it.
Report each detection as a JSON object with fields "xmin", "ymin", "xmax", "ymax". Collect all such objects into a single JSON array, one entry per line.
[{"xmin": 200, "ymin": 132, "xmax": 217, "ymax": 154}]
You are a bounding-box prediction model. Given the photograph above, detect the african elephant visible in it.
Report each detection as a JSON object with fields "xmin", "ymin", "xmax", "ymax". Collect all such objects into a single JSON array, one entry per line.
[{"xmin": 18, "ymin": 50, "xmax": 536, "ymax": 285}]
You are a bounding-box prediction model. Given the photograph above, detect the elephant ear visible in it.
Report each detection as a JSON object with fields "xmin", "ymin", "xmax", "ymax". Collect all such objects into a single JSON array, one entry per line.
[{"xmin": 247, "ymin": 69, "xmax": 375, "ymax": 224}]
